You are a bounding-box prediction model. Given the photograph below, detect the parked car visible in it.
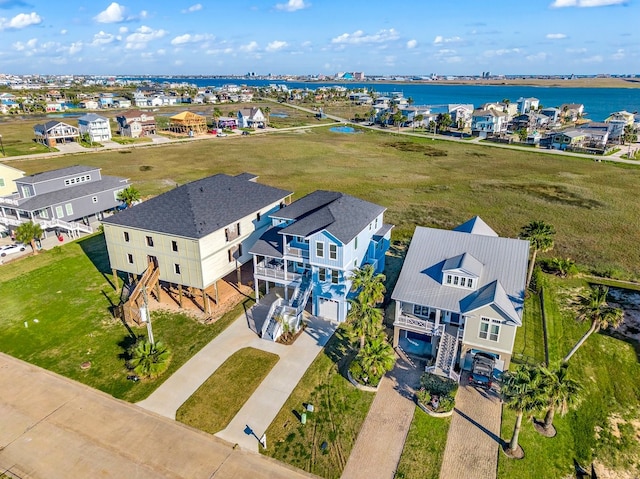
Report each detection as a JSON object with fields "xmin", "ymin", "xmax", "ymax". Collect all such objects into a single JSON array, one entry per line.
[
  {"xmin": 241, "ymin": 131, "xmax": 250, "ymax": 136},
  {"xmin": 0, "ymin": 243, "xmax": 26, "ymax": 257},
  {"xmin": 216, "ymin": 132, "xmax": 228, "ymax": 137},
  {"xmin": 469, "ymin": 353, "xmax": 495, "ymax": 389}
]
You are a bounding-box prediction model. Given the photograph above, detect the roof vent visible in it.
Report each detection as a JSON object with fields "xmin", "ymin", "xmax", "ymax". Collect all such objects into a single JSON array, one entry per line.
[{"xmin": 200, "ymin": 187, "xmax": 204, "ymax": 192}]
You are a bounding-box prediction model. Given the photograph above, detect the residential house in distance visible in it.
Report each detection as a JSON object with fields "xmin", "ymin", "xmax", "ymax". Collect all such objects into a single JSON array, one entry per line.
[
  {"xmin": 250, "ymin": 190, "xmax": 392, "ymax": 339},
  {"xmin": 0, "ymin": 163, "xmax": 24, "ymax": 197},
  {"xmin": 540, "ymin": 107, "xmax": 561, "ymax": 125},
  {"xmin": 169, "ymin": 111, "xmax": 207, "ymax": 136},
  {"xmin": 78, "ymin": 113, "xmax": 112, "ymax": 143},
  {"xmin": 78, "ymin": 99, "xmax": 99, "ymax": 110},
  {"xmin": 516, "ymin": 97, "xmax": 540, "ymax": 114},
  {"xmin": 133, "ymin": 91, "xmax": 148, "ymax": 107},
  {"xmin": 471, "ymin": 109, "xmax": 508, "ymax": 137},
  {"xmin": 448, "ymin": 104, "xmax": 474, "ymax": 129},
  {"xmin": 33, "ymin": 120, "xmax": 80, "ymax": 147},
  {"xmin": 0, "ymin": 165, "xmax": 130, "ymax": 236},
  {"xmin": 98, "ymin": 93, "xmax": 114, "ymax": 109},
  {"xmin": 217, "ymin": 116, "xmax": 238, "ymax": 129},
  {"xmin": 102, "ymin": 173, "xmax": 291, "ymax": 318},
  {"xmin": 391, "ymin": 217, "xmax": 529, "ymax": 380},
  {"xmin": 560, "ymin": 103, "xmax": 585, "ymax": 122},
  {"xmin": 113, "ymin": 97, "xmax": 132, "ymax": 109},
  {"xmin": 550, "ymin": 130, "xmax": 588, "ymax": 150},
  {"xmin": 115, "ymin": 110, "xmax": 157, "ymax": 138},
  {"xmin": 605, "ymin": 110, "xmax": 635, "ymax": 141},
  {"xmin": 237, "ymin": 108, "xmax": 266, "ymax": 129}
]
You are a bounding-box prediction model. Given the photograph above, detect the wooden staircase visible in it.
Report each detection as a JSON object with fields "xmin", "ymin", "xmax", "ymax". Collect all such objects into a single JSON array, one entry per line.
[{"xmin": 116, "ymin": 261, "xmax": 160, "ymax": 326}]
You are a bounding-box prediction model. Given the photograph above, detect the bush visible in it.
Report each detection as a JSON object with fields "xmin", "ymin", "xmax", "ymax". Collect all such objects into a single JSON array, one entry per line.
[
  {"xmin": 419, "ymin": 373, "xmax": 458, "ymax": 397},
  {"xmin": 349, "ymin": 356, "xmax": 383, "ymax": 387}
]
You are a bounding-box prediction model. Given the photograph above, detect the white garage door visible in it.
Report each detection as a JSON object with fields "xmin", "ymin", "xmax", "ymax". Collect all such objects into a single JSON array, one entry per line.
[{"xmin": 318, "ymin": 298, "xmax": 339, "ymax": 321}]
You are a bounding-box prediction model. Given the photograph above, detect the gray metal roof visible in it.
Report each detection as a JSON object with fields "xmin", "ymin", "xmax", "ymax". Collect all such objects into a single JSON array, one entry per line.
[
  {"xmin": 33, "ymin": 120, "xmax": 76, "ymax": 132},
  {"xmin": 391, "ymin": 220, "xmax": 529, "ymax": 324},
  {"xmin": 249, "ymin": 226, "xmax": 284, "ymax": 258},
  {"xmin": 77, "ymin": 113, "xmax": 108, "ymax": 123},
  {"xmin": 17, "ymin": 175, "xmax": 129, "ymax": 212},
  {"xmin": 442, "ymin": 252, "xmax": 484, "ymax": 278},
  {"xmin": 102, "ymin": 174, "xmax": 292, "ymax": 239},
  {"xmin": 273, "ymin": 190, "xmax": 385, "ymax": 244},
  {"xmin": 19, "ymin": 165, "xmax": 100, "ymax": 185},
  {"xmin": 453, "ymin": 216, "xmax": 498, "ymax": 237}
]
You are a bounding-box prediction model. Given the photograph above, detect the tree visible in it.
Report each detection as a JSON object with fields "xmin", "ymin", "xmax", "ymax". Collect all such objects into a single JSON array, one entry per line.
[
  {"xmin": 379, "ymin": 111, "xmax": 389, "ymax": 128},
  {"xmin": 501, "ymin": 364, "xmax": 545, "ymax": 456},
  {"xmin": 355, "ymin": 333, "xmax": 396, "ymax": 381},
  {"xmin": 391, "ymin": 111, "xmax": 405, "ymax": 131},
  {"xmin": 428, "ymin": 120, "xmax": 437, "ymax": 135},
  {"xmin": 436, "ymin": 113, "xmax": 453, "ymax": 131},
  {"xmin": 346, "ymin": 299, "xmax": 383, "ymax": 350},
  {"xmin": 117, "ymin": 186, "xmax": 141, "ymax": 208},
  {"xmin": 367, "ymin": 107, "xmax": 377, "ymax": 123},
  {"xmin": 263, "ymin": 106, "xmax": 271, "ymax": 126},
  {"xmin": 414, "ymin": 114, "xmax": 424, "ymax": 130},
  {"xmin": 128, "ymin": 339, "xmax": 171, "ymax": 379},
  {"xmin": 549, "ymin": 257, "xmax": 577, "ymax": 278},
  {"xmin": 622, "ymin": 124, "xmax": 637, "ymax": 144},
  {"xmin": 517, "ymin": 128, "xmax": 528, "ymax": 142},
  {"xmin": 212, "ymin": 107, "xmax": 223, "ymax": 128},
  {"xmin": 15, "ymin": 221, "xmax": 43, "ymax": 255},
  {"xmin": 537, "ymin": 363, "xmax": 581, "ymax": 434},
  {"xmin": 563, "ymin": 285, "xmax": 624, "ymax": 362},
  {"xmin": 520, "ymin": 220, "xmax": 556, "ymax": 289},
  {"xmin": 350, "ymin": 264, "xmax": 386, "ymax": 306}
]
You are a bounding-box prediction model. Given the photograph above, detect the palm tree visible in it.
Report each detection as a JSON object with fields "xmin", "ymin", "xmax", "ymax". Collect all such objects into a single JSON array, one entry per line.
[
  {"xmin": 537, "ymin": 363, "xmax": 581, "ymax": 434},
  {"xmin": 128, "ymin": 339, "xmax": 171, "ymax": 379},
  {"xmin": 212, "ymin": 107, "xmax": 223, "ymax": 128},
  {"xmin": 15, "ymin": 221, "xmax": 43, "ymax": 255},
  {"xmin": 501, "ymin": 364, "xmax": 545, "ymax": 456},
  {"xmin": 414, "ymin": 114, "xmax": 424, "ymax": 131},
  {"xmin": 520, "ymin": 220, "xmax": 556, "ymax": 289},
  {"xmin": 263, "ymin": 106, "xmax": 271, "ymax": 126},
  {"xmin": 563, "ymin": 285, "xmax": 624, "ymax": 362},
  {"xmin": 117, "ymin": 186, "xmax": 141, "ymax": 208},
  {"xmin": 356, "ymin": 333, "xmax": 396, "ymax": 381},
  {"xmin": 350, "ymin": 264, "xmax": 386, "ymax": 306},
  {"xmin": 346, "ymin": 299, "xmax": 383, "ymax": 349}
]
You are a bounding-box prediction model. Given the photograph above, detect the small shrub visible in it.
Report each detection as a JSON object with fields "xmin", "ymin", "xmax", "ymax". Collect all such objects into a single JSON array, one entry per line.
[
  {"xmin": 419, "ymin": 373, "xmax": 458, "ymax": 397},
  {"xmin": 416, "ymin": 388, "xmax": 431, "ymax": 405},
  {"xmin": 438, "ymin": 395, "xmax": 455, "ymax": 412},
  {"xmin": 139, "ymin": 165, "xmax": 153, "ymax": 171}
]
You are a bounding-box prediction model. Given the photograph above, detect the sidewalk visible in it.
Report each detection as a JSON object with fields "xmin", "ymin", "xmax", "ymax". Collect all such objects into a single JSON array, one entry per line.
[{"xmin": 138, "ymin": 294, "xmax": 337, "ymax": 451}]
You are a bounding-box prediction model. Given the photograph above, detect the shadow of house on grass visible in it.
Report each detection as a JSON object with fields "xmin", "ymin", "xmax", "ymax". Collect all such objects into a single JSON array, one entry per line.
[{"xmin": 78, "ymin": 233, "xmax": 122, "ymax": 292}]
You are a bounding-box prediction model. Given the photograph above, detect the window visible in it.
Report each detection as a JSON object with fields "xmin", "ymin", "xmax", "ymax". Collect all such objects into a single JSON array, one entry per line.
[
  {"xmin": 127, "ymin": 253, "xmax": 134, "ymax": 264},
  {"xmin": 146, "ymin": 236, "xmax": 154, "ymax": 247},
  {"xmin": 65, "ymin": 203, "xmax": 73, "ymax": 216},
  {"xmin": 329, "ymin": 244, "xmax": 337, "ymax": 260},
  {"xmin": 92, "ymin": 196, "xmax": 98, "ymax": 203},
  {"xmin": 453, "ymin": 276, "xmax": 459, "ymax": 286},
  {"xmin": 38, "ymin": 209, "xmax": 49, "ymax": 219},
  {"xmin": 446, "ymin": 274, "xmax": 452, "ymax": 284},
  {"xmin": 172, "ymin": 240, "xmax": 178, "ymax": 252},
  {"xmin": 479, "ymin": 318, "xmax": 500, "ymax": 342},
  {"xmin": 460, "ymin": 277, "xmax": 466, "ymax": 287},
  {"xmin": 319, "ymin": 268, "xmax": 326, "ymax": 282},
  {"xmin": 468, "ymin": 278, "xmax": 473, "ymax": 288},
  {"xmin": 413, "ymin": 305, "xmax": 430, "ymax": 317},
  {"xmin": 21, "ymin": 186, "xmax": 32, "ymax": 198},
  {"xmin": 355, "ymin": 237, "xmax": 358, "ymax": 249},
  {"xmin": 316, "ymin": 241, "xmax": 324, "ymax": 258},
  {"xmin": 123, "ymin": 231, "xmax": 130, "ymax": 242},
  {"xmin": 174, "ymin": 263, "xmax": 181, "ymax": 274},
  {"xmin": 331, "ymin": 269, "xmax": 339, "ymax": 284},
  {"xmin": 0, "ymin": 178, "xmax": 5, "ymax": 187},
  {"xmin": 55, "ymin": 205, "xmax": 64, "ymax": 218}
]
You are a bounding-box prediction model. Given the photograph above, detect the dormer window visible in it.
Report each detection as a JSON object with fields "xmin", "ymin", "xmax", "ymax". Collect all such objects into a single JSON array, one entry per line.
[{"xmin": 442, "ymin": 252, "xmax": 482, "ymax": 290}]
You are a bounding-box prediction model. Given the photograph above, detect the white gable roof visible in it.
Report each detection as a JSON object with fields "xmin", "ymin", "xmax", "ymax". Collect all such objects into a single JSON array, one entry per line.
[{"xmin": 453, "ymin": 216, "xmax": 498, "ymax": 237}]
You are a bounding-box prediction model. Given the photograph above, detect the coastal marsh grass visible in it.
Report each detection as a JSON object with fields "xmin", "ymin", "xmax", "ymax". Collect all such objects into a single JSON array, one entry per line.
[{"xmin": 10, "ymin": 125, "xmax": 640, "ymax": 278}]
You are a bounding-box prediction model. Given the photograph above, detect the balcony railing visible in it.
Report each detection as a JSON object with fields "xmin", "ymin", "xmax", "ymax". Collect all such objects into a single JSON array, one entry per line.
[
  {"xmin": 285, "ymin": 246, "xmax": 309, "ymax": 259},
  {"xmin": 255, "ymin": 261, "xmax": 302, "ymax": 282},
  {"xmin": 394, "ymin": 312, "xmax": 439, "ymax": 334}
]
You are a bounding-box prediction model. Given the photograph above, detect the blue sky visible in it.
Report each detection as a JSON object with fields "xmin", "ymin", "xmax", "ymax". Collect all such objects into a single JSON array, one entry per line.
[{"xmin": 0, "ymin": 0, "xmax": 637, "ymax": 76}]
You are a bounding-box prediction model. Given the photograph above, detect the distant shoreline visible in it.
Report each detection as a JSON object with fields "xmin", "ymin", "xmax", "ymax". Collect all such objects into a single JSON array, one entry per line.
[{"xmin": 300, "ymin": 78, "xmax": 640, "ymax": 89}]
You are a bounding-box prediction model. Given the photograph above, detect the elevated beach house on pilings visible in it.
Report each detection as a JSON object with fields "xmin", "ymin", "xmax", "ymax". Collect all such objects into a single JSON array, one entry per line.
[
  {"xmin": 391, "ymin": 217, "xmax": 528, "ymax": 380},
  {"xmin": 250, "ymin": 191, "xmax": 393, "ymax": 341},
  {"xmin": 102, "ymin": 173, "xmax": 291, "ymax": 323}
]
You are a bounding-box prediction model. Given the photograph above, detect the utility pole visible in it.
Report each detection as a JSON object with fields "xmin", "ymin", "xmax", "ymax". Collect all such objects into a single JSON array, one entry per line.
[{"xmin": 140, "ymin": 285, "xmax": 155, "ymax": 345}]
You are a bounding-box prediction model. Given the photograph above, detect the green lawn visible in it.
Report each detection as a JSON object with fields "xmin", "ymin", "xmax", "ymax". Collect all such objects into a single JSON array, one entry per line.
[
  {"xmin": 0, "ymin": 119, "xmax": 55, "ymax": 156},
  {"xmin": 262, "ymin": 327, "xmax": 375, "ymax": 479},
  {"xmin": 498, "ymin": 275, "xmax": 640, "ymax": 479},
  {"xmin": 0, "ymin": 233, "xmax": 252, "ymax": 402},
  {"xmin": 395, "ymin": 408, "xmax": 451, "ymax": 479},
  {"xmin": 511, "ymin": 292, "xmax": 546, "ymax": 365},
  {"xmin": 176, "ymin": 347, "xmax": 279, "ymax": 434},
  {"xmin": 7, "ymin": 124, "xmax": 640, "ymax": 280}
]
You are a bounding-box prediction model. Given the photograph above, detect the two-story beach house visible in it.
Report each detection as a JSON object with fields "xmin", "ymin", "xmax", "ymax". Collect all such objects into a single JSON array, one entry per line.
[
  {"xmin": 237, "ymin": 108, "xmax": 266, "ymax": 128},
  {"xmin": 115, "ymin": 110, "xmax": 157, "ymax": 137},
  {"xmin": 391, "ymin": 217, "xmax": 528, "ymax": 380},
  {"xmin": 78, "ymin": 113, "xmax": 112, "ymax": 142},
  {"xmin": 0, "ymin": 165, "xmax": 129, "ymax": 237},
  {"xmin": 33, "ymin": 121, "xmax": 80, "ymax": 147},
  {"xmin": 0, "ymin": 163, "xmax": 24, "ymax": 198},
  {"xmin": 471, "ymin": 109, "xmax": 508, "ymax": 138},
  {"xmin": 250, "ymin": 191, "xmax": 393, "ymax": 340},
  {"xmin": 102, "ymin": 173, "xmax": 291, "ymax": 314}
]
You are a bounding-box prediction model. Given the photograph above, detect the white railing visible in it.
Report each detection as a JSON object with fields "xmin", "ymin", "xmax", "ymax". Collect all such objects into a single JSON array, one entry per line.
[
  {"xmin": 255, "ymin": 262, "xmax": 302, "ymax": 282},
  {"xmin": 285, "ymin": 246, "xmax": 309, "ymax": 259},
  {"xmin": 261, "ymin": 298, "xmax": 285, "ymax": 340},
  {"xmin": 0, "ymin": 216, "xmax": 23, "ymax": 227},
  {"xmin": 0, "ymin": 197, "xmax": 19, "ymax": 206},
  {"xmin": 40, "ymin": 218, "xmax": 92, "ymax": 234},
  {"xmin": 395, "ymin": 312, "xmax": 439, "ymax": 334}
]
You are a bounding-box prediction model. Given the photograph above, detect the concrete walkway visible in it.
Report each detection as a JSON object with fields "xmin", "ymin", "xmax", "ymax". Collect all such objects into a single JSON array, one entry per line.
[
  {"xmin": 138, "ymin": 295, "xmax": 337, "ymax": 451},
  {"xmin": 341, "ymin": 354, "xmax": 422, "ymax": 479},
  {"xmin": 0, "ymin": 353, "xmax": 319, "ymax": 479},
  {"xmin": 439, "ymin": 372, "xmax": 503, "ymax": 479}
]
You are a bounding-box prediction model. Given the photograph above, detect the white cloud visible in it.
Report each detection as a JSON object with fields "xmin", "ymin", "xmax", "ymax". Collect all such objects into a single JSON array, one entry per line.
[
  {"xmin": 546, "ymin": 33, "xmax": 567, "ymax": 39},
  {"xmin": 434, "ymin": 49, "xmax": 462, "ymax": 63},
  {"xmin": 13, "ymin": 38, "xmax": 37, "ymax": 51},
  {"xmin": 433, "ymin": 35, "xmax": 462, "ymax": 45},
  {"xmin": 240, "ymin": 41, "xmax": 259, "ymax": 52},
  {"xmin": 60, "ymin": 29, "xmax": 67, "ymax": 35},
  {"xmin": 406, "ymin": 39, "xmax": 417, "ymax": 49},
  {"xmin": 67, "ymin": 42, "xmax": 83, "ymax": 55},
  {"xmin": 275, "ymin": 0, "xmax": 309, "ymax": 12},
  {"xmin": 0, "ymin": 12, "xmax": 42, "ymax": 30},
  {"xmin": 301, "ymin": 40, "xmax": 312, "ymax": 48},
  {"xmin": 91, "ymin": 31, "xmax": 117, "ymax": 46},
  {"xmin": 551, "ymin": 0, "xmax": 626, "ymax": 6},
  {"xmin": 526, "ymin": 52, "xmax": 548, "ymax": 61},
  {"xmin": 484, "ymin": 48, "xmax": 521, "ymax": 57},
  {"xmin": 578, "ymin": 54, "xmax": 604, "ymax": 62},
  {"xmin": 95, "ymin": 3, "xmax": 126, "ymax": 23},
  {"xmin": 266, "ymin": 40, "xmax": 287, "ymax": 52},
  {"xmin": 331, "ymin": 28, "xmax": 399, "ymax": 45},
  {"xmin": 566, "ymin": 47, "xmax": 587, "ymax": 53},
  {"xmin": 139, "ymin": 10, "xmax": 148, "ymax": 19},
  {"xmin": 125, "ymin": 25, "xmax": 167, "ymax": 50},
  {"xmin": 119, "ymin": 26, "xmax": 128, "ymax": 34},
  {"xmin": 612, "ymin": 48, "xmax": 624, "ymax": 60},
  {"xmin": 170, "ymin": 33, "xmax": 213, "ymax": 45},
  {"xmin": 182, "ymin": 4, "xmax": 202, "ymax": 13}
]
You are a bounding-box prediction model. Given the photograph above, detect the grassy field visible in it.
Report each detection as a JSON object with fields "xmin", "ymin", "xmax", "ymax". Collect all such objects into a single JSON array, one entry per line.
[
  {"xmin": 262, "ymin": 327, "xmax": 375, "ymax": 479},
  {"xmin": 0, "ymin": 233, "xmax": 253, "ymax": 402},
  {"xmin": 498, "ymin": 275, "xmax": 640, "ymax": 479},
  {"xmin": 176, "ymin": 347, "xmax": 279, "ymax": 434},
  {"xmin": 395, "ymin": 408, "xmax": 451, "ymax": 479},
  {"xmin": 6, "ymin": 125, "xmax": 640, "ymax": 279}
]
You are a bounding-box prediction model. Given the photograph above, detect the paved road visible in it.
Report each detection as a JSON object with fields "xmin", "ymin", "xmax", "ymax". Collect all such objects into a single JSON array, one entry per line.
[
  {"xmin": 138, "ymin": 293, "xmax": 337, "ymax": 452},
  {"xmin": 0, "ymin": 353, "xmax": 319, "ymax": 479},
  {"xmin": 341, "ymin": 354, "xmax": 422, "ymax": 479},
  {"xmin": 439, "ymin": 373, "xmax": 503, "ymax": 479}
]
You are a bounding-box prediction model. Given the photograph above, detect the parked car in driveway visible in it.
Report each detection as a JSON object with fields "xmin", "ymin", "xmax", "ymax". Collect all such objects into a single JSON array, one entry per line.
[
  {"xmin": 469, "ymin": 353, "xmax": 495, "ymax": 389},
  {"xmin": 216, "ymin": 132, "xmax": 228, "ymax": 137},
  {"xmin": 0, "ymin": 243, "xmax": 26, "ymax": 257}
]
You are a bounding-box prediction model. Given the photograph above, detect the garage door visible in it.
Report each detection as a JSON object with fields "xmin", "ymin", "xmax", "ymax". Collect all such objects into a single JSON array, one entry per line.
[{"xmin": 318, "ymin": 298, "xmax": 339, "ymax": 321}]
